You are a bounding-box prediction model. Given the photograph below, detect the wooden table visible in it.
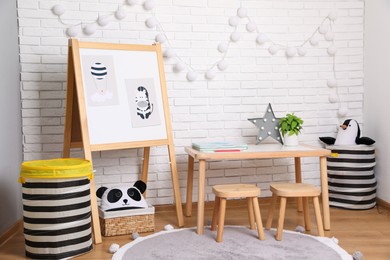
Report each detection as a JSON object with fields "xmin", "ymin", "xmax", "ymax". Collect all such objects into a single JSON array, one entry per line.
[{"xmin": 184, "ymin": 144, "xmax": 331, "ymax": 235}]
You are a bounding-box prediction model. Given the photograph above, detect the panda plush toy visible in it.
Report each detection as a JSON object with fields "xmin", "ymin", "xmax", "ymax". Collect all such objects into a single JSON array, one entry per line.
[{"xmin": 96, "ymin": 180, "xmax": 148, "ymax": 212}]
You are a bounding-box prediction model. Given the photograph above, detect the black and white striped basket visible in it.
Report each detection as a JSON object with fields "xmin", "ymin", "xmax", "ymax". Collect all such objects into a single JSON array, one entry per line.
[
  {"xmin": 22, "ymin": 177, "xmax": 93, "ymax": 259},
  {"xmin": 326, "ymin": 145, "xmax": 376, "ymax": 210}
]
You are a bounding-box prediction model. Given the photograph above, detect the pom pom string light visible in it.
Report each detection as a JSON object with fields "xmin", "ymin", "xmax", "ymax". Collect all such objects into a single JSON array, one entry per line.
[{"xmin": 51, "ymin": 2, "xmax": 344, "ymax": 117}]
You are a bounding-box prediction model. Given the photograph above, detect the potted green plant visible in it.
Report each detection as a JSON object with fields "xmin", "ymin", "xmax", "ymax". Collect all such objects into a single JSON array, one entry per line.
[{"xmin": 279, "ymin": 113, "xmax": 304, "ymax": 146}]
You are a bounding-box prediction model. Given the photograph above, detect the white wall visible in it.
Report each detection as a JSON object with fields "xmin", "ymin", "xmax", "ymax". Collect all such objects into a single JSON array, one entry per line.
[
  {"xmin": 16, "ymin": 0, "xmax": 365, "ymax": 205},
  {"xmin": 364, "ymin": 0, "xmax": 390, "ymax": 203},
  {"xmin": 0, "ymin": 0, "xmax": 23, "ymax": 235}
]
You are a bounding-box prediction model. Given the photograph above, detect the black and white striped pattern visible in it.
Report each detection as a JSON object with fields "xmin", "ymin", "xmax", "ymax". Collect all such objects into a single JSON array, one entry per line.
[
  {"xmin": 90, "ymin": 62, "xmax": 107, "ymax": 80},
  {"xmin": 326, "ymin": 145, "xmax": 376, "ymax": 210},
  {"xmin": 22, "ymin": 178, "xmax": 93, "ymax": 259}
]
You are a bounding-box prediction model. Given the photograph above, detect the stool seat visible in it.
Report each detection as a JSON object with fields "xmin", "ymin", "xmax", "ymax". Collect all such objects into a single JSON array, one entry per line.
[
  {"xmin": 266, "ymin": 182, "xmax": 324, "ymax": 241},
  {"xmin": 270, "ymin": 183, "xmax": 320, "ymax": 197},
  {"xmin": 213, "ymin": 184, "xmax": 261, "ymax": 198},
  {"xmin": 211, "ymin": 184, "xmax": 265, "ymax": 242}
]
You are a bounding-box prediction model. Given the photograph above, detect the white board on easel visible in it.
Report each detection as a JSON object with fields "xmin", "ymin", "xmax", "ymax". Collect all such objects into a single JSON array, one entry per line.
[{"xmin": 78, "ymin": 48, "xmax": 168, "ymax": 146}]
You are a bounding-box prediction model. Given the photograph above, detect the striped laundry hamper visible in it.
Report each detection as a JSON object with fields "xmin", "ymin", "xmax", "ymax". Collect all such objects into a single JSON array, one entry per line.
[
  {"xmin": 19, "ymin": 158, "xmax": 94, "ymax": 259},
  {"xmin": 326, "ymin": 145, "xmax": 376, "ymax": 210}
]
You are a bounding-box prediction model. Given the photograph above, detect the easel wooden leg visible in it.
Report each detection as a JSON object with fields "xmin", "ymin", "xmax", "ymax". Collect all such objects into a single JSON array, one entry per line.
[
  {"xmin": 141, "ymin": 147, "xmax": 150, "ymax": 197},
  {"xmin": 89, "ymin": 179, "xmax": 102, "ymax": 244},
  {"xmin": 185, "ymin": 155, "xmax": 194, "ymax": 217},
  {"xmin": 167, "ymin": 144, "xmax": 184, "ymax": 227}
]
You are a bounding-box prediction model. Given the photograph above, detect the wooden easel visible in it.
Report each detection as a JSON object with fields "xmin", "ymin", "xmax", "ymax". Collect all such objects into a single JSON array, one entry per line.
[{"xmin": 63, "ymin": 39, "xmax": 184, "ymax": 244}]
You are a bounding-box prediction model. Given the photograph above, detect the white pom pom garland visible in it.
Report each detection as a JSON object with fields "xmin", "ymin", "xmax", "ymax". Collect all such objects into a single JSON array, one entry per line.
[
  {"xmin": 217, "ymin": 42, "xmax": 228, "ymax": 53},
  {"xmin": 297, "ymin": 47, "xmax": 307, "ymax": 56},
  {"xmin": 230, "ymin": 32, "xmax": 241, "ymax": 42},
  {"xmin": 329, "ymin": 93, "xmax": 339, "ymax": 103},
  {"xmin": 52, "ymin": 2, "xmax": 343, "ymax": 117},
  {"xmin": 115, "ymin": 7, "xmax": 127, "ymax": 20},
  {"xmin": 237, "ymin": 8, "xmax": 248, "ymax": 18},
  {"xmin": 327, "ymin": 45, "xmax": 337, "ymax": 56},
  {"xmin": 145, "ymin": 17, "xmax": 158, "ymax": 28},
  {"xmin": 217, "ymin": 60, "xmax": 228, "ymax": 71},
  {"xmin": 97, "ymin": 16, "xmax": 109, "ymax": 27},
  {"xmin": 163, "ymin": 48, "xmax": 176, "ymax": 58},
  {"xmin": 155, "ymin": 33, "xmax": 167, "ymax": 43},
  {"xmin": 186, "ymin": 71, "xmax": 198, "ymax": 81},
  {"xmin": 327, "ymin": 79, "xmax": 337, "ymax": 88},
  {"xmin": 338, "ymin": 107, "xmax": 348, "ymax": 117},
  {"xmin": 229, "ymin": 16, "xmax": 240, "ymax": 27},
  {"xmin": 66, "ymin": 26, "xmax": 79, "ymax": 37},
  {"xmin": 52, "ymin": 5, "xmax": 65, "ymax": 16},
  {"xmin": 173, "ymin": 62, "xmax": 186, "ymax": 72},
  {"xmin": 143, "ymin": 0, "xmax": 156, "ymax": 11},
  {"xmin": 310, "ymin": 36, "xmax": 319, "ymax": 46},
  {"xmin": 328, "ymin": 11, "xmax": 337, "ymax": 21},
  {"xmin": 246, "ymin": 22, "xmax": 257, "ymax": 32},
  {"xmin": 256, "ymin": 34, "xmax": 268, "ymax": 45},
  {"xmin": 83, "ymin": 24, "xmax": 97, "ymax": 35},
  {"xmin": 268, "ymin": 45, "xmax": 280, "ymax": 55},
  {"xmin": 205, "ymin": 70, "xmax": 217, "ymax": 80},
  {"xmin": 319, "ymin": 24, "xmax": 329, "ymax": 34},
  {"xmin": 127, "ymin": 0, "xmax": 139, "ymax": 5},
  {"xmin": 285, "ymin": 47, "xmax": 297, "ymax": 57}
]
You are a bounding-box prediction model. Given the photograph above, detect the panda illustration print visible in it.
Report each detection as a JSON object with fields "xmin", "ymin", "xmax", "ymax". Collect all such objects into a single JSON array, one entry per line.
[
  {"xmin": 135, "ymin": 86, "xmax": 154, "ymax": 119},
  {"xmin": 96, "ymin": 180, "xmax": 148, "ymax": 212}
]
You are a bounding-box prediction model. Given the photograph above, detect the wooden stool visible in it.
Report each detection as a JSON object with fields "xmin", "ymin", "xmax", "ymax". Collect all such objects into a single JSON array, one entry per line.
[
  {"xmin": 265, "ymin": 183, "xmax": 325, "ymax": 240},
  {"xmin": 211, "ymin": 184, "xmax": 265, "ymax": 242}
]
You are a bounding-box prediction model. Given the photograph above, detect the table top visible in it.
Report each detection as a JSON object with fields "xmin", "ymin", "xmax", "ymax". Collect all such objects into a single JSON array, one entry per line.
[{"xmin": 185, "ymin": 143, "xmax": 331, "ymax": 160}]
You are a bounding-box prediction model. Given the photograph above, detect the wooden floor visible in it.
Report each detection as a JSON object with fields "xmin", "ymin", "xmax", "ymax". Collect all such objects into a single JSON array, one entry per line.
[{"xmin": 1, "ymin": 199, "xmax": 390, "ymax": 259}]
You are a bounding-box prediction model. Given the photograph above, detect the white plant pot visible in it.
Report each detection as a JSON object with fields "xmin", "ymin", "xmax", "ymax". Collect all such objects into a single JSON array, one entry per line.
[{"xmin": 283, "ymin": 133, "xmax": 299, "ymax": 146}]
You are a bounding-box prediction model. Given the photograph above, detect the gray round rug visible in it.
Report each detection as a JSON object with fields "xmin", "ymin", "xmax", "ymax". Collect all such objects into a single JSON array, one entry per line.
[{"xmin": 112, "ymin": 226, "xmax": 352, "ymax": 260}]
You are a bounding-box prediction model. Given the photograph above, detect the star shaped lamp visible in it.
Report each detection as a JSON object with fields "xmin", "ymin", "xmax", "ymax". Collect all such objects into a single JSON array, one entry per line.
[{"xmin": 248, "ymin": 103, "xmax": 283, "ymax": 144}]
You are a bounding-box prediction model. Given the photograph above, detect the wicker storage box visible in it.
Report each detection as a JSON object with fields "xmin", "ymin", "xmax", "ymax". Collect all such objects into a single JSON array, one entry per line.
[{"xmin": 99, "ymin": 206, "xmax": 155, "ymax": 236}]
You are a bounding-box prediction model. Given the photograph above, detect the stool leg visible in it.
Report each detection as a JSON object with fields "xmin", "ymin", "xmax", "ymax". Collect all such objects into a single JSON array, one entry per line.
[
  {"xmin": 216, "ymin": 198, "xmax": 227, "ymax": 242},
  {"xmin": 247, "ymin": 197, "xmax": 255, "ymax": 230},
  {"xmin": 303, "ymin": 197, "xmax": 311, "ymax": 231},
  {"xmin": 252, "ymin": 197, "xmax": 265, "ymax": 240},
  {"xmin": 211, "ymin": 196, "xmax": 220, "ymax": 231},
  {"xmin": 276, "ymin": 197, "xmax": 287, "ymax": 241},
  {"xmin": 266, "ymin": 193, "xmax": 278, "ymax": 230},
  {"xmin": 313, "ymin": 197, "xmax": 325, "ymax": 237}
]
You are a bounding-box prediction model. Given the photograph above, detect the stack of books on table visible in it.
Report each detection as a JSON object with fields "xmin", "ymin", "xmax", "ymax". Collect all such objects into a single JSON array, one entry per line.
[{"xmin": 192, "ymin": 141, "xmax": 248, "ymax": 152}]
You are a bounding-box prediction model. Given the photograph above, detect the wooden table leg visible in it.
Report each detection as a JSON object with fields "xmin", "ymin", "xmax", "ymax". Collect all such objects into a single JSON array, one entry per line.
[
  {"xmin": 320, "ymin": 156, "xmax": 330, "ymax": 230},
  {"xmin": 185, "ymin": 155, "xmax": 194, "ymax": 217},
  {"xmin": 294, "ymin": 157, "xmax": 303, "ymax": 212},
  {"xmin": 197, "ymin": 160, "xmax": 206, "ymax": 235}
]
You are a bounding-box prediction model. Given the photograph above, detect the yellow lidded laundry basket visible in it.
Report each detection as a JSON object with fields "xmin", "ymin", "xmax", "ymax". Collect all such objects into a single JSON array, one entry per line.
[{"xmin": 19, "ymin": 158, "xmax": 94, "ymax": 260}]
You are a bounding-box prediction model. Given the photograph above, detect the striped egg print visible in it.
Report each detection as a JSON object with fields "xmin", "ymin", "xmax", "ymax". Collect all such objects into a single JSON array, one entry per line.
[{"xmin": 90, "ymin": 62, "xmax": 107, "ymax": 80}]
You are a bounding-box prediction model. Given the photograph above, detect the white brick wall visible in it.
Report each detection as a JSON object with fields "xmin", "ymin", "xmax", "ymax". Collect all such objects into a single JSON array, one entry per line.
[{"xmin": 17, "ymin": 0, "xmax": 365, "ymax": 205}]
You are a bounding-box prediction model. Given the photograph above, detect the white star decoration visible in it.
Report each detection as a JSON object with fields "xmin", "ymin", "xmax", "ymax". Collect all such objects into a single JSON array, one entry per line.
[{"xmin": 248, "ymin": 103, "xmax": 283, "ymax": 144}]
